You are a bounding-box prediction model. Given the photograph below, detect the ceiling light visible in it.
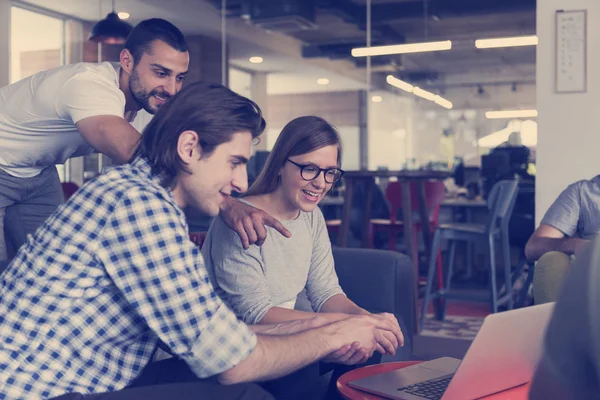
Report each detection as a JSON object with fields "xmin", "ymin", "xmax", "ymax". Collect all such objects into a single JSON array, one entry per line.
[
  {"xmin": 317, "ymin": 78, "xmax": 330, "ymax": 85},
  {"xmin": 387, "ymin": 75, "xmax": 452, "ymax": 109},
  {"xmin": 434, "ymin": 95, "xmax": 453, "ymax": 110},
  {"xmin": 371, "ymin": 95, "xmax": 383, "ymax": 103},
  {"xmin": 352, "ymin": 40, "xmax": 452, "ymax": 57},
  {"xmin": 117, "ymin": 12, "xmax": 130, "ymax": 20},
  {"xmin": 412, "ymin": 87, "xmax": 437, "ymax": 101},
  {"xmin": 249, "ymin": 56, "xmax": 264, "ymax": 64},
  {"xmin": 89, "ymin": 0, "xmax": 133, "ymax": 44},
  {"xmin": 475, "ymin": 35, "xmax": 538, "ymax": 49},
  {"xmin": 386, "ymin": 75, "xmax": 414, "ymax": 93},
  {"xmin": 485, "ymin": 109, "xmax": 538, "ymax": 119}
]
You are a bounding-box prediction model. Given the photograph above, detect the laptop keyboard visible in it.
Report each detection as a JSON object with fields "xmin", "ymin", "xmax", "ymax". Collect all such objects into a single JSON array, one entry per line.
[{"xmin": 397, "ymin": 375, "xmax": 452, "ymax": 399}]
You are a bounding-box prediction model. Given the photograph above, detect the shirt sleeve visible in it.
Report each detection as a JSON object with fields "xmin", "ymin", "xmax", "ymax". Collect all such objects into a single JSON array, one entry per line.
[
  {"xmin": 203, "ymin": 216, "xmax": 274, "ymax": 324},
  {"xmin": 96, "ymin": 189, "xmax": 256, "ymax": 378},
  {"xmin": 55, "ymin": 71, "xmax": 126, "ymax": 124},
  {"xmin": 541, "ymin": 244, "xmax": 600, "ymax": 397},
  {"xmin": 541, "ymin": 182, "xmax": 582, "ymax": 237},
  {"xmin": 305, "ymin": 208, "xmax": 344, "ymax": 312}
]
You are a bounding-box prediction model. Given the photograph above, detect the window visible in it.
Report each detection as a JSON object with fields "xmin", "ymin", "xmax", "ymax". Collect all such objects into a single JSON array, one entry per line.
[
  {"xmin": 11, "ymin": 7, "xmax": 65, "ymax": 84},
  {"xmin": 11, "ymin": 6, "xmax": 67, "ymax": 181}
]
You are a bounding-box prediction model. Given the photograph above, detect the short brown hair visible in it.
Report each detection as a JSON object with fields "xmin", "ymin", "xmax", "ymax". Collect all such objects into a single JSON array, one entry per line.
[{"xmin": 135, "ymin": 81, "xmax": 266, "ymax": 188}]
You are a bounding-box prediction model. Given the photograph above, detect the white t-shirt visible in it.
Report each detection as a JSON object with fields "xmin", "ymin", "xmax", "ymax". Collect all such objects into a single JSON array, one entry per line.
[{"xmin": 0, "ymin": 62, "xmax": 150, "ymax": 178}]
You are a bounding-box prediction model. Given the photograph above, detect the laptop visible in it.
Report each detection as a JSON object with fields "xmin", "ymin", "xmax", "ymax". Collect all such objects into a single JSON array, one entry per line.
[{"xmin": 348, "ymin": 302, "xmax": 554, "ymax": 400}]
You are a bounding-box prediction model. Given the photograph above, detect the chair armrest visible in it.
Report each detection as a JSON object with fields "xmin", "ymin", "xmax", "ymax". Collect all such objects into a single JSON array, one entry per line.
[{"xmin": 332, "ymin": 246, "xmax": 415, "ymax": 359}]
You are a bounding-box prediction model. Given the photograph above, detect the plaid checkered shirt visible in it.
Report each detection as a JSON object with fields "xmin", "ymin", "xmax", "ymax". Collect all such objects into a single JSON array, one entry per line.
[{"xmin": 0, "ymin": 157, "xmax": 257, "ymax": 400}]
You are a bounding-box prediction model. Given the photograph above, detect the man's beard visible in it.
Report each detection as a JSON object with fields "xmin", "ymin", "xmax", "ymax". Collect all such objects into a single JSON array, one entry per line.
[{"xmin": 129, "ymin": 68, "xmax": 171, "ymax": 114}]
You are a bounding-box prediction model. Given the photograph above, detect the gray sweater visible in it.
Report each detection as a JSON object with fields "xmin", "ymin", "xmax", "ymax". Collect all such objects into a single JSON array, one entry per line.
[{"xmin": 202, "ymin": 202, "xmax": 344, "ymax": 324}]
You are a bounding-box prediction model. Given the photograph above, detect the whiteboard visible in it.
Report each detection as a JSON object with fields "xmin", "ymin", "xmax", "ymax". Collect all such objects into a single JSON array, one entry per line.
[{"xmin": 555, "ymin": 10, "xmax": 587, "ymax": 93}]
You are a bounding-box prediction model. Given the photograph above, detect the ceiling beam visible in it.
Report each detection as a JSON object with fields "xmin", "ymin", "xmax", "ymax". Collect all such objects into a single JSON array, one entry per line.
[{"xmin": 320, "ymin": 0, "xmax": 536, "ymax": 25}]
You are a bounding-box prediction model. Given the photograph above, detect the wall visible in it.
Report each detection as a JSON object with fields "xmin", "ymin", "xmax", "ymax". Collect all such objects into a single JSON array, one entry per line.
[
  {"xmin": 0, "ymin": 0, "xmax": 10, "ymax": 87},
  {"xmin": 536, "ymin": 0, "xmax": 600, "ymax": 223},
  {"xmin": 265, "ymin": 91, "xmax": 361, "ymax": 169},
  {"xmin": 186, "ymin": 35, "xmax": 224, "ymax": 85},
  {"xmin": 368, "ymin": 90, "xmax": 413, "ymax": 170}
]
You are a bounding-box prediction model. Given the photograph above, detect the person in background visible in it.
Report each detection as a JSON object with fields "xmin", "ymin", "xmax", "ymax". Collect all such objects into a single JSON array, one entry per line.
[
  {"xmin": 525, "ymin": 176, "xmax": 599, "ymax": 303},
  {"xmin": 0, "ymin": 18, "xmax": 189, "ymax": 262},
  {"xmin": 203, "ymin": 116, "xmax": 403, "ymax": 399}
]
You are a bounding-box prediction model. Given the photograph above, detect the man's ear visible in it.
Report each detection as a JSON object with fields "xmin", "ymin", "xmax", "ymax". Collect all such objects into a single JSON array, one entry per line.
[
  {"xmin": 177, "ymin": 130, "xmax": 200, "ymax": 164},
  {"xmin": 120, "ymin": 48, "xmax": 134, "ymax": 74}
]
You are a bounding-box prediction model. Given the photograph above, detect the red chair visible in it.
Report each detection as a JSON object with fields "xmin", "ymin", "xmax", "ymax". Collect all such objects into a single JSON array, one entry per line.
[
  {"xmin": 189, "ymin": 232, "xmax": 208, "ymax": 249},
  {"xmin": 369, "ymin": 181, "xmax": 446, "ymax": 288},
  {"xmin": 61, "ymin": 182, "xmax": 80, "ymax": 201}
]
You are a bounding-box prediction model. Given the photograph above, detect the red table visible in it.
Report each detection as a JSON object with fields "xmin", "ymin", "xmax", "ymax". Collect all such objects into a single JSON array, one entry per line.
[{"xmin": 337, "ymin": 361, "xmax": 530, "ymax": 400}]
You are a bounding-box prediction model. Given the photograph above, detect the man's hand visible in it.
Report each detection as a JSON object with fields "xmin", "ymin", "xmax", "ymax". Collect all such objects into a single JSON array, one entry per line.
[
  {"xmin": 323, "ymin": 342, "xmax": 370, "ymax": 365},
  {"xmin": 220, "ymin": 197, "xmax": 291, "ymax": 249},
  {"xmin": 374, "ymin": 312, "xmax": 404, "ymax": 355},
  {"xmin": 324, "ymin": 314, "xmax": 403, "ymax": 360}
]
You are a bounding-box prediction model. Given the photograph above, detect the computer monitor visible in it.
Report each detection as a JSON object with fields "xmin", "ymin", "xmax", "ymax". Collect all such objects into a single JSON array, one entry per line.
[{"xmin": 481, "ymin": 152, "xmax": 511, "ymax": 179}]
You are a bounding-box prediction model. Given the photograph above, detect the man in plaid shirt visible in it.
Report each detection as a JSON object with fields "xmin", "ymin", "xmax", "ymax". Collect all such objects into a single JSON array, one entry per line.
[{"xmin": 0, "ymin": 82, "xmax": 402, "ymax": 400}]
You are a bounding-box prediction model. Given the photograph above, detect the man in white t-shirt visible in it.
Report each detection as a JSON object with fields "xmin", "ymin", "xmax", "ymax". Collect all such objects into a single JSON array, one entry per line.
[{"xmin": 0, "ymin": 18, "xmax": 189, "ymax": 261}]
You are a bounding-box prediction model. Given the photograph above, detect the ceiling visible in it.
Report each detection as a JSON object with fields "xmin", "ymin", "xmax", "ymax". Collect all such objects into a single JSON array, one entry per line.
[
  {"xmin": 19, "ymin": 0, "xmax": 537, "ymax": 108},
  {"xmin": 214, "ymin": 0, "xmax": 536, "ymax": 89}
]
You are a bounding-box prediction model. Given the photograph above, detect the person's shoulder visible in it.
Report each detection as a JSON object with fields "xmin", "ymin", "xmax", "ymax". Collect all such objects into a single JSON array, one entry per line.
[
  {"xmin": 557, "ymin": 178, "xmax": 591, "ymax": 194},
  {"xmin": 97, "ymin": 165, "xmax": 173, "ymax": 208},
  {"xmin": 305, "ymin": 206, "xmax": 326, "ymax": 230},
  {"xmin": 66, "ymin": 62, "xmax": 120, "ymax": 86},
  {"xmin": 584, "ymin": 175, "xmax": 600, "ymax": 188},
  {"xmin": 208, "ymin": 214, "xmax": 246, "ymax": 243},
  {"xmin": 566, "ymin": 176, "xmax": 600, "ymax": 197}
]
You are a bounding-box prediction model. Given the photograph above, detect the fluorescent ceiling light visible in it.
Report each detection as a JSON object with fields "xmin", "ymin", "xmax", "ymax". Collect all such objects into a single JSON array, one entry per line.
[
  {"xmin": 352, "ymin": 40, "xmax": 452, "ymax": 57},
  {"xmin": 317, "ymin": 78, "xmax": 330, "ymax": 85},
  {"xmin": 434, "ymin": 95, "xmax": 453, "ymax": 110},
  {"xmin": 117, "ymin": 12, "xmax": 130, "ymax": 20},
  {"xmin": 486, "ymin": 109, "xmax": 538, "ymax": 119},
  {"xmin": 386, "ymin": 75, "xmax": 452, "ymax": 110},
  {"xmin": 412, "ymin": 87, "xmax": 437, "ymax": 101},
  {"xmin": 475, "ymin": 35, "xmax": 538, "ymax": 49},
  {"xmin": 386, "ymin": 75, "xmax": 414, "ymax": 93},
  {"xmin": 371, "ymin": 95, "xmax": 383, "ymax": 103},
  {"xmin": 249, "ymin": 56, "xmax": 264, "ymax": 64}
]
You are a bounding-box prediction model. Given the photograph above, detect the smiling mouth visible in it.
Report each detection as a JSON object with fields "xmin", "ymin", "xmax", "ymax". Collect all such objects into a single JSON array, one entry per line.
[
  {"xmin": 153, "ymin": 94, "xmax": 168, "ymax": 103},
  {"xmin": 302, "ymin": 189, "xmax": 321, "ymax": 199}
]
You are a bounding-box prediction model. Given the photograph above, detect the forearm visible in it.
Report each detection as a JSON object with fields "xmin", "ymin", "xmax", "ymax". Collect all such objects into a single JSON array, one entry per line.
[
  {"xmin": 77, "ymin": 115, "xmax": 141, "ymax": 164},
  {"xmin": 525, "ymin": 237, "xmax": 589, "ymax": 261},
  {"xmin": 218, "ymin": 327, "xmax": 337, "ymax": 384},
  {"xmin": 98, "ymin": 118, "xmax": 141, "ymax": 163},
  {"xmin": 320, "ymin": 294, "xmax": 368, "ymax": 315},
  {"xmin": 258, "ymin": 306, "xmax": 346, "ymax": 324}
]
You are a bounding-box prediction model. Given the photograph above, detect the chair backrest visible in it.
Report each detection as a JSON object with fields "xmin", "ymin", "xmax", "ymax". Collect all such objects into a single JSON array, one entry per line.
[
  {"xmin": 384, "ymin": 181, "xmax": 446, "ymax": 224},
  {"xmin": 486, "ymin": 179, "xmax": 519, "ymax": 233},
  {"xmin": 61, "ymin": 182, "xmax": 80, "ymax": 201}
]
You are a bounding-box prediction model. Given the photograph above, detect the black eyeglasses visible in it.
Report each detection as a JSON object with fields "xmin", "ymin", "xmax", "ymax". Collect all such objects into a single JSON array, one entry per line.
[{"xmin": 286, "ymin": 159, "xmax": 345, "ymax": 184}]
